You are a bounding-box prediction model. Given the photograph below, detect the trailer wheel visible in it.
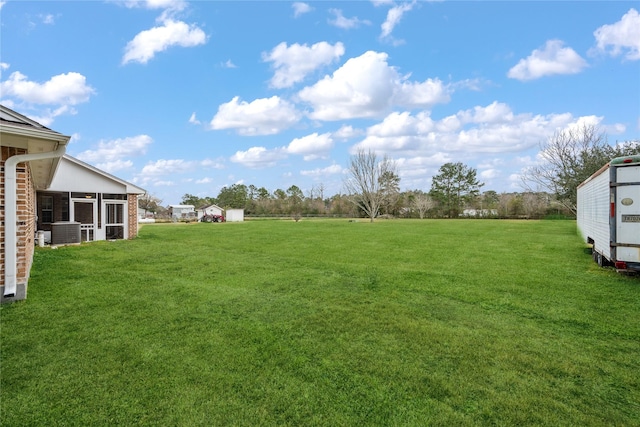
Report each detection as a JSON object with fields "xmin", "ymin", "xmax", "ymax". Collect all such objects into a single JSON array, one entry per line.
[{"xmin": 596, "ymin": 252, "xmax": 606, "ymax": 267}]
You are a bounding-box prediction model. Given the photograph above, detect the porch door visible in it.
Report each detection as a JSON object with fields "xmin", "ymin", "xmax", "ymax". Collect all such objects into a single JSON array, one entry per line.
[
  {"xmin": 71, "ymin": 199, "xmax": 97, "ymax": 242},
  {"xmin": 104, "ymin": 201, "xmax": 126, "ymax": 240}
]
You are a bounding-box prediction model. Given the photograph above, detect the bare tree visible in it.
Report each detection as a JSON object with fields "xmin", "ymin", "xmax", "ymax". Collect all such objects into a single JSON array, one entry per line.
[
  {"xmin": 498, "ymin": 193, "xmax": 516, "ymax": 218},
  {"xmin": 138, "ymin": 193, "xmax": 162, "ymax": 217},
  {"xmin": 344, "ymin": 149, "xmax": 397, "ymax": 222},
  {"xmin": 521, "ymin": 124, "xmax": 638, "ymax": 214},
  {"xmin": 412, "ymin": 192, "xmax": 434, "ymax": 219},
  {"xmin": 521, "ymin": 192, "xmax": 549, "ymax": 219}
]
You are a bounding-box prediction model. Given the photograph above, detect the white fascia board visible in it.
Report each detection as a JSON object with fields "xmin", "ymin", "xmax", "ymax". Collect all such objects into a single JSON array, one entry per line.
[{"xmin": 0, "ymin": 123, "xmax": 71, "ymax": 144}]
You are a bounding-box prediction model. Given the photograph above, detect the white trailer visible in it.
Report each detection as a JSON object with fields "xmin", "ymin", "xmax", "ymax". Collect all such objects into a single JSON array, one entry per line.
[{"xmin": 577, "ymin": 155, "xmax": 640, "ymax": 273}]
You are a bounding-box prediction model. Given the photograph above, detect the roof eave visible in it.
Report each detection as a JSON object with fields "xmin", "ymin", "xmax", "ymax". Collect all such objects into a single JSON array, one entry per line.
[{"xmin": 0, "ymin": 122, "xmax": 71, "ymax": 144}]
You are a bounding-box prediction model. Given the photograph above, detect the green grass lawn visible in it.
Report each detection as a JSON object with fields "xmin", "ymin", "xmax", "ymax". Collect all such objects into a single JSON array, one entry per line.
[{"xmin": 1, "ymin": 219, "xmax": 639, "ymax": 426}]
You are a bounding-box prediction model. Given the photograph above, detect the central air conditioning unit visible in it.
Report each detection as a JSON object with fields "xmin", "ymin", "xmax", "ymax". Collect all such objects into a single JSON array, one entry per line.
[{"xmin": 51, "ymin": 221, "xmax": 81, "ymax": 245}]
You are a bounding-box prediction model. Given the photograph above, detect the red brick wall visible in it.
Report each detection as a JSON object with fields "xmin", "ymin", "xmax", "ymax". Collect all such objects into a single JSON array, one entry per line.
[
  {"xmin": 128, "ymin": 194, "xmax": 139, "ymax": 239},
  {"xmin": 1, "ymin": 146, "xmax": 35, "ymax": 291}
]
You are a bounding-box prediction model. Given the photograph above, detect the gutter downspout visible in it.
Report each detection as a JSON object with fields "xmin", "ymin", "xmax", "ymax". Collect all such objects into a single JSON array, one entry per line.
[{"xmin": 3, "ymin": 144, "xmax": 66, "ymax": 298}]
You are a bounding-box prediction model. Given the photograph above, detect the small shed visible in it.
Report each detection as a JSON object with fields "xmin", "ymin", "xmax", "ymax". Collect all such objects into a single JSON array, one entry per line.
[
  {"xmin": 196, "ymin": 204, "xmax": 224, "ymax": 221},
  {"xmin": 226, "ymin": 209, "xmax": 245, "ymax": 222}
]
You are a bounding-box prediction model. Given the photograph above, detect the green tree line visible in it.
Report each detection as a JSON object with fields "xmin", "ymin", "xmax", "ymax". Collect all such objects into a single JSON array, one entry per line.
[{"xmin": 142, "ymin": 125, "xmax": 637, "ymax": 221}]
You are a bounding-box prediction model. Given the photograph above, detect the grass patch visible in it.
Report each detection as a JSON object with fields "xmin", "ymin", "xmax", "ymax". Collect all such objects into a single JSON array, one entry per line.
[{"xmin": 2, "ymin": 219, "xmax": 639, "ymax": 426}]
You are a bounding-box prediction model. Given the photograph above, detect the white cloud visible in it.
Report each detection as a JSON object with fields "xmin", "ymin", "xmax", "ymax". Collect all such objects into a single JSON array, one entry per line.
[
  {"xmin": 300, "ymin": 164, "xmax": 344, "ymax": 177},
  {"xmin": 69, "ymin": 133, "xmax": 81, "ymax": 144},
  {"xmin": 0, "ymin": 62, "xmax": 9, "ymax": 70},
  {"xmin": 120, "ymin": 0, "xmax": 186, "ymax": 12},
  {"xmin": 478, "ymin": 158, "xmax": 505, "ymax": 170},
  {"xmin": 227, "ymin": 133, "xmax": 335, "ymax": 168},
  {"xmin": 40, "ymin": 14, "xmax": 55, "ymax": 24},
  {"xmin": 352, "ymin": 103, "xmax": 612, "ymax": 157},
  {"xmin": 365, "ymin": 111, "xmax": 432, "ymax": 139},
  {"xmin": 393, "ymin": 78, "xmax": 450, "ymax": 109},
  {"xmin": 263, "ymin": 41, "xmax": 345, "ymax": 89},
  {"xmin": 141, "ymin": 158, "xmax": 192, "ymax": 176},
  {"xmin": 286, "ymin": 132, "xmax": 334, "ymax": 160},
  {"xmin": 0, "ymin": 71, "xmax": 95, "ymax": 105},
  {"xmin": 480, "ymin": 168, "xmax": 500, "ymax": 180},
  {"xmin": 146, "ymin": 0, "xmax": 185, "ymax": 10},
  {"xmin": 196, "ymin": 177, "xmax": 212, "ymax": 184},
  {"xmin": 28, "ymin": 105, "xmax": 74, "ymax": 127},
  {"xmin": 153, "ymin": 180, "xmax": 176, "ymax": 186},
  {"xmin": 458, "ymin": 101, "xmax": 514, "ymax": 124},
  {"xmin": 119, "ymin": 0, "xmax": 188, "ymax": 23},
  {"xmin": 298, "ymin": 51, "xmax": 394, "ymax": 120},
  {"xmin": 95, "ymin": 159, "xmax": 134, "ymax": 173},
  {"xmin": 222, "ymin": 59, "xmax": 236, "ymax": 68},
  {"xmin": 188, "ymin": 112, "xmax": 200, "ymax": 125},
  {"xmin": 332, "ymin": 125, "xmax": 363, "ymax": 140},
  {"xmin": 380, "ymin": 1, "xmax": 416, "ymax": 40},
  {"xmin": 200, "ymin": 158, "xmax": 225, "ymax": 169},
  {"xmin": 210, "ymin": 96, "xmax": 301, "ymax": 135},
  {"xmin": 230, "ymin": 146, "xmax": 287, "ymax": 168},
  {"xmin": 122, "ymin": 19, "xmax": 207, "ymax": 65},
  {"xmin": 298, "ymin": 51, "xmax": 449, "ymax": 121},
  {"xmin": 292, "ymin": 2, "xmax": 312, "ymax": 18},
  {"xmin": 451, "ymin": 78, "xmax": 486, "ymax": 92},
  {"xmin": 394, "ymin": 154, "xmax": 452, "ymax": 189},
  {"xmin": 76, "ymin": 135, "xmax": 152, "ymax": 164},
  {"xmin": 0, "ymin": 84, "xmax": 82, "ymax": 126},
  {"xmin": 507, "ymin": 40, "xmax": 588, "ymax": 81},
  {"xmin": 593, "ymin": 8, "xmax": 640, "ymax": 60},
  {"xmin": 564, "ymin": 115, "xmax": 603, "ymax": 133},
  {"xmin": 508, "ymin": 174, "xmax": 523, "ymax": 190},
  {"xmin": 328, "ymin": 9, "xmax": 371, "ymax": 29}
]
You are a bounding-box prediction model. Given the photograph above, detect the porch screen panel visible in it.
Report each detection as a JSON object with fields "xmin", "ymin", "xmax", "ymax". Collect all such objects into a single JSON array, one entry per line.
[
  {"xmin": 74, "ymin": 202, "xmax": 94, "ymax": 225},
  {"xmin": 74, "ymin": 202, "xmax": 95, "ymax": 242},
  {"xmin": 106, "ymin": 203, "xmax": 125, "ymax": 240}
]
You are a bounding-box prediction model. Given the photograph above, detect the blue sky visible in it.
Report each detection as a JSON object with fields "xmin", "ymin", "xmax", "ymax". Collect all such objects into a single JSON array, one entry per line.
[{"xmin": 1, "ymin": 0, "xmax": 639, "ymax": 205}]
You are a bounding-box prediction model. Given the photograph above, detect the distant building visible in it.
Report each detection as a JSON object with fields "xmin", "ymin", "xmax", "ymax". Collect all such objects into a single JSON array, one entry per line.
[
  {"xmin": 462, "ymin": 209, "xmax": 498, "ymax": 217},
  {"xmin": 169, "ymin": 204, "xmax": 196, "ymax": 220},
  {"xmin": 226, "ymin": 209, "xmax": 245, "ymax": 222},
  {"xmin": 196, "ymin": 204, "xmax": 224, "ymax": 221}
]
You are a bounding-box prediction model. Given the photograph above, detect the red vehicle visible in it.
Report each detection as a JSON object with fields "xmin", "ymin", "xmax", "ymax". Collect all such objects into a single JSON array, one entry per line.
[{"xmin": 201, "ymin": 214, "xmax": 225, "ymax": 223}]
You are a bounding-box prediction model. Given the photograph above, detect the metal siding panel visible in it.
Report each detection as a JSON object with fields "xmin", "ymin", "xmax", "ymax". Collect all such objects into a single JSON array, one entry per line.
[{"xmin": 577, "ymin": 167, "xmax": 611, "ymax": 258}]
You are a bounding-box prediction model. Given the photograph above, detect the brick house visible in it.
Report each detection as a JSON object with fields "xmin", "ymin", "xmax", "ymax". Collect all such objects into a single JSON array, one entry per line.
[
  {"xmin": 1, "ymin": 105, "xmax": 145, "ymax": 302},
  {"xmin": 1, "ymin": 105, "xmax": 70, "ymax": 301}
]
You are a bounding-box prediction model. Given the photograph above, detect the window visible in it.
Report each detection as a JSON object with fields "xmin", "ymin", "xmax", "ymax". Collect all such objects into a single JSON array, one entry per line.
[
  {"xmin": 41, "ymin": 196, "xmax": 53, "ymax": 223},
  {"xmin": 103, "ymin": 193, "xmax": 127, "ymax": 200},
  {"xmin": 71, "ymin": 192, "xmax": 96, "ymax": 199}
]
